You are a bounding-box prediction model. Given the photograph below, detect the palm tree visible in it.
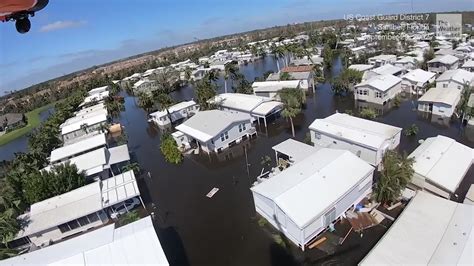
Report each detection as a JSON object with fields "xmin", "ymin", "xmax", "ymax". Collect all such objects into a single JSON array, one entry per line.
[
  {"xmin": 136, "ymin": 92, "xmax": 154, "ymax": 113},
  {"xmin": 224, "ymin": 62, "xmax": 239, "ymax": 93},
  {"xmin": 278, "ymin": 88, "xmax": 304, "ymax": 137},
  {"xmin": 196, "ymin": 79, "xmax": 217, "ymax": 110},
  {"xmin": 271, "ymin": 45, "xmax": 286, "ymax": 72},
  {"xmin": 155, "ymin": 93, "xmax": 175, "ymax": 124}
]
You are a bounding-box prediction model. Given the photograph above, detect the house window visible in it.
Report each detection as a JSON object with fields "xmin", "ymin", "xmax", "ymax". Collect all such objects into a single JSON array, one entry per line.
[
  {"xmin": 238, "ymin": 124, "xmax": 242, "ymax": 132},
  {"xmin": 458, "ymin": 85, "xmax": 462, "ymax": 90},
  {"xmin": 221, "ymin": 132, "xmax": 229, "ymax": 141},
  {"xmin": 443, "ymin": 83, "xmax": 448, "ymax": 88},
  {"xmin": 363, "ymin": 90, "xmax": 368, "ymax": 95},
  {"xmin": 87, "ymin": 213, "xmax": 99, "ymax": 223},
  {"xmin": 58, "ymin": 223, "xmax": 71, "ymax": 233},
  {"xmin": 333, "ymin": 140, "xmax": 337, "ymax": 144},
  {"xmin": 225, "ymin": 131, "xmax": 229, "ymax": 139},
  {"xmin": 315, "ymin": 132, "xmax": 321, "ymax": 139},
  {"xmin": 375, "ymin": 92, "xmax": 382, "ymax": 98}
]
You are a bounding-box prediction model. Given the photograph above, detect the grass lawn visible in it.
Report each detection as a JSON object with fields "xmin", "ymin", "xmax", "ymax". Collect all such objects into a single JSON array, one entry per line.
[{"xmin": 0, "ymin": 102, "xmax": 56, "ymax": 147}]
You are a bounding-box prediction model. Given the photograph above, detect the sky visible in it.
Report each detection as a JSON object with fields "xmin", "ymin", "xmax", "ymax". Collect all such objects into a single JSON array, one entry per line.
[{"xmin": 0, "ymin": 0, "xmax": 473, "ymax": 94}]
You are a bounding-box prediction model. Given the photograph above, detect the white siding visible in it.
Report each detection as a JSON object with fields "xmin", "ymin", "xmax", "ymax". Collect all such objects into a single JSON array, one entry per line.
[{"xmin": 207, "ymin": 121, "xmax": 253, "ymax": 152}]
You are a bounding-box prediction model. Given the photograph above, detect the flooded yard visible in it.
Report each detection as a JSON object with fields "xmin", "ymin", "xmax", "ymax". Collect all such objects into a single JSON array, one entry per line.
[{"xmin": 116, "ymin": 56, "xmax": 473, "ymax": 265}]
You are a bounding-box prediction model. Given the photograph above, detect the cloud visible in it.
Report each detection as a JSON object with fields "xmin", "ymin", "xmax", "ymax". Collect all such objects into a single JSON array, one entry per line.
[{"xmin": 39, "ymin": 20, "xmax": 86, "ymax": 32}]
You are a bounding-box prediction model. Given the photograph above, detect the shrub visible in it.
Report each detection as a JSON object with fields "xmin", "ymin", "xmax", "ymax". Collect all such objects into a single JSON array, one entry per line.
[
  {"xmin": 160, "ymin": 134, "xmax": 183, "ymax": 164},
  {"xmin": 404, "ymin": 124, "xmax": 419, "ymax": 136},
  {"xmin": 359, "ymin": 108, "xmax": 377, "ymax": 120}
]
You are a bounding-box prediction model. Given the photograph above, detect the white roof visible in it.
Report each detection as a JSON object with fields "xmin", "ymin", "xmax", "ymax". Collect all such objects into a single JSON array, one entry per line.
[
  {"xmin": 16, "ymin": 171, "xmax": 139, "ymax": 239},
  {"xmin": 81, "ymin": 91, "xmax": 109, "ymax": 105},
  {"xmin": 360, "ymin": 191, "xmax": 473, "ymax": 265},
  {"xmin": 67, "ymin": 147, "xmax": 107, "ymax": 176},
  {"xmin": 210, "ymin": 93, "xmax": 282, "ymax": 116},
  {"xmin": 418, "ymin": 87, "xmax": 461, "ymax": 106},
  {"xmin": 272, "ymin": 139, "xmax": 319, "ymax": 163},
  {"xmin": 463, "ymin": 60, "xmax": 474, "ymax": 68},
  {"xmin": 133, "ymin": 79, "xmax": 151, "ymax": 88},
  {"xmin": 61, "ymin": 108, "xmax": 108, "ymax": 128},
  {"xmin": 409, "ymin": 135, "xmax": 473, "ymax": 193},
  {"xmin": 107, "ymin": 144, "xmax": 131, "ymax": 166},
  {"xmin": 252, "ymin": 80, "xmax": 301, "ymax": 92},
  {"xmin": 437, "ymin": 69, "xmax": 474, "ymax": 85},
  {"xmin": 355, "ymin": 74, "xmax": 402, "ymax": 92},
  {"xmin": 370, "ymin": 64, "xmax": 403, "ymax": 76},
  {"xmin": 369, "ymin": 54, "xmax": 396, "ymax": 61},
  {"xmin": 348, "ymin": 64, "xmax": 374, "ymax": 72},
  {"xmin": 428, "ymin": 54, "xmax": 459, "ymax": 64},
  {"xmin": 402, "ymin": 68, "xmax": 436, "ymax": 84},
  {"xmin": 149, "ymin": 100, "xmax": 197, "ymax": 118},
  {"xmin": 3, "ymin": 217, "xmax": 168, "ymax": 266},
  {"xmin": 251, "ymin": 148, "xmax": 373, "ymax": 228},
  {"xmin": 176, "ymin": 110, "xmax": 249, "ymax": 142},
  {"xmin": 395, "ymin": 56, "xmax": 417, "ymax": 64},
  {"xmin": 74, "ymin": 102, "xmax": 106, "ymax": 116},
  {"xmin": 309, "ymin": 113, "xmax": 402, "ymax": 150},
  {"xmin": 88, "ymin": 85, "xmax": 109, "ymax": 95},
  {"xmin": 50, "ymin": 133, "xmax": 107, "ymax": 163},
  {"xmin": 61, "ymin": 113, "xmax": 107, "ymax": 135}
]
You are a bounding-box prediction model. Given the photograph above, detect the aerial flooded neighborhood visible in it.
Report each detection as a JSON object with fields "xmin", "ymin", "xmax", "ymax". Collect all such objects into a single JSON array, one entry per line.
[{"xmin": 0, "ymin": 1, "xmax": 473, "ymax": 265}]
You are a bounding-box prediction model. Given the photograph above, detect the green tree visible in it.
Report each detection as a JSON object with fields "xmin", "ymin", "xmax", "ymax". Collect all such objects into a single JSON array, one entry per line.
[
  {"xmin": 323, "ymin": 44, "xmax": 334, "ymax": 70},
  {"xmin": 195, "ymin": 79, "xmax": 217, "ymax": 110},
  {"xmin": 24, "ymin": 163, "xmax": 86, "ymax": 205},
  {"xmin": 224, "ymin": 62, "xmax": 239, "ymax": 93},
  {"xmin": 117, "ymin": 210, "xmax": 140, "ymax": 227},
  {"xmin": 154, "ymin": 93, "xmax": 175, "ymax": 123},
  {"xmin": 234, "ymin": 74, "xmax": 253, "ymax": 94},
  {"xmin": 136, "ymin": 92, "xmax": 154, "ymax": 113},
  {"xmin": 160, "ymin": 134, "xmax": 183, "ymax": 164},
  {"xmin": 420, "ymin": 48, "xmax": 435, "ymax": 70},
  {"xmin": 280, "ymin": 72, "xmax": 292, "ymax": 81},
  {"xmin": 359, "ymin": 108, "xmax": 377, "ymax": 120},
  {"xmin": 373, "ymin": 151, "xmax": 414, "ymax": 204},
  {"xmin": 122, "ymin": 162, "xmax": 141, "ymax": 176},
  {"xmin": 271, "ymin": 45, "xmax": 286, "ymax": 72},
  {"xmin": 404, "ymin": 124, "xmax": 419, "ymax": 136},
  {"xmin": 278, "ymin": 88, "xmax": 304, "ymax": 137}
]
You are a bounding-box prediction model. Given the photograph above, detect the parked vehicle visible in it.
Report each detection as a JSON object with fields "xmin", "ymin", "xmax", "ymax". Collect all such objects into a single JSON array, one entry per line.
[{"xmin": 108, "ymin": 197, "xmax": 140, "ymax": 219}]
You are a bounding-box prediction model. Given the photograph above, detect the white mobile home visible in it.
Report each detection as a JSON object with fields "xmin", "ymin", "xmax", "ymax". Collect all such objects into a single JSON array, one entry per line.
[
  {"xmin": 252, "ymin": 80, "xmax": 302, "ymax": 99},
  {"xmin": 209, "ymin": 93, "xmax": 283, "ymax": 129},
  {"xmin": 2, "ymin": 217, "xmax": 169, "ymax": 266},
  {"xmin": 436, "ymin": 69, "xmax": 474, "ymax": 90},
  {"xmin": 50, "ymin": 133, "xmax": 107, "ymax": 164},
  {"xmin": 461, "ymin": 60, "xmax": 474, "ymax": 72},
  {"xmin": 427, "ymin": 54, "xmax": 459, "ymax": 74},
  {"xmin": 417, "ymin": 87, "xmax": 461, "ymax": 117},
  {"xmin": 61, "ymin": 113, "xmax": 108, "ymax": 143},
  {"xmin": 309, "ymin": 113, "xmax": 402, "ymax": 166},
  {"xmin": 174, "ymin": 110, "xmax": 256, "ymax": 153},
  {"xmin": 149, "ymin": 100, "xmax": 199, "ymax": 127},
  {"xmin": 354, "ymin": 74, "xmax": 402, "ymax": 105},
  {"xmin": 393, "ymin": 56, "xmax": 417, "ymax": 70},
  {"xmin": 133, "ymin": 79, "xmax": 158, "ymax": 95},
  {"xmin": 12, "ymin": 171, "xmax": 141, "ymax": 248},
  {"xmin": 408, "ymin": 135, "xmax": 473, "ymax": 199},
  {"xmin": 251, "ymin": 148, "xmax": 374, "ymax": 250},
  {"xmin": 360, "ymin": 191, "xmax": 473, "ymax": 265},
  {"xmin": 368, "ymin": 54, "xmax": 396, "ymax": 67},
  {"xmin": 401, "ymin": 69, "xmax": 436, "ymax": 94},
  {"xmin": 348, "ymin": 64, "xmax": 374, "ymax": 73},
  {"xmin": 363, "ymin": 64, "xmax": 404, "ymax": 80}
]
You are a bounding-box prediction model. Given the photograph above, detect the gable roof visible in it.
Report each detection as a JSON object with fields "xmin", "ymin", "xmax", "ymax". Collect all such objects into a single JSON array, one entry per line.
[
  {"xmin": 355, "ymin": 74, "xmax": 402, "ymax": 92},
  {"xmin": 309, "ymin": 113, "xmax": 402, "ymax": 150},
  {"xmin": 428, "ymin": 54, "xmax": 459, "ymax": 65},
  {"xmin": 370, "ymin": 64, "xmax": 403, "ymax": 76},
  {"xmin": 436, "ymin": 69, "xmax": 474, "ymax": 85},
  {"xmin": 251, "ymin": 148, "xmax": 373, "ymax": 228},
  {"xmin": 175, "ymin": 110, "xmax": 249, "ymax": 142},
  {"xmin": 209, "ymin": 93, "xmax": 282, "ymax": 116},
  {"xmin": 408, "ymin": 135, "xmax": 473, "ymax": 193}
]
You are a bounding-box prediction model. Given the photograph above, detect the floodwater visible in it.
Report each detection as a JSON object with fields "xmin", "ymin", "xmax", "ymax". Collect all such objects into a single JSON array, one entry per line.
[
  {"xmin": 118, "ymin": 56, "xmax": 473, "ymax": 265},
  {"xmin": 0, "ymin": 106, "xmax": 55, "ymax": 161}
]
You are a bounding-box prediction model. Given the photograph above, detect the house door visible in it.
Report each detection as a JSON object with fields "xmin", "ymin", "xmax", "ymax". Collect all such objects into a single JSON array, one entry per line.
[
  {"xmin": 429, "ymin": 103, "xmax": 433, "ymax": 112},
  {"xmin": 323, "ymin": 207, "xmax": 336, "ymax": 227}
]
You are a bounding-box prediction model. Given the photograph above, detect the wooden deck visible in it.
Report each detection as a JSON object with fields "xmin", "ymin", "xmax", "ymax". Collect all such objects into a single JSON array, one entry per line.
[{"xmin": 346, "ymin": 211, "xmax": 378, "ymax": 232}]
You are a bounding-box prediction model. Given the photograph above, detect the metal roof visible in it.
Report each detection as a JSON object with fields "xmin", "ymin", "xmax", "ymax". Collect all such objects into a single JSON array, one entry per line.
[
  {"xmin": 272, "ymin": 139, "xmax": 319, "ymax": 163},
  {"xmin": 251, "ymin": 148, "xmax": 373, "ymax": 228},
  {"xmin": 3, "ymin": 217, "xmax": 168, "ymax": 266},
  {"xmin": 61, "ymin": 113, "xmax": 108, "ymax": 135},
  {"xmin": 210, "ymin": 93, "xmax": 282, "ymax": 116},
  {"xmin": 252, "ymin": 80, "xmax": 302, "ymax": 92},
  {"xmin": 309, "ymin": 113, "xmax": 402, "ymax": 150},
  {"xmin": 408, "ymin": 135, "xmax": 473, "ymax": 193},
  {"xmin": 436, "ymin": 69, "xmax": 474, "ymax": 85},
  {"xmin": 15, "ymin": 171, "xmax": 139, "ymax": 239},
  {"xmin": 50, "ymin": 133, "xmax": 107, "ymax": 163},
  {"xmin": 360, "ymin": 191, "xmax": 473, "ymax": 265}
]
